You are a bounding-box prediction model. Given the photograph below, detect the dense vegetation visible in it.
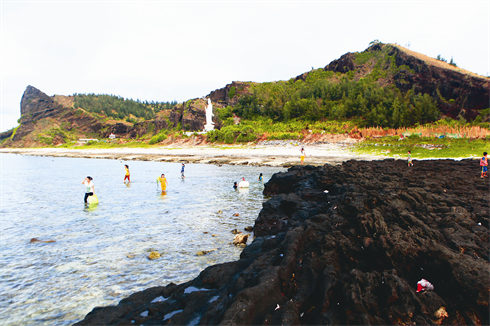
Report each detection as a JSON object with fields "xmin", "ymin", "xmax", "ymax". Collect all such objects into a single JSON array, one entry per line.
[
  {"xmin": 225, "ymin": 44, "xmax": 442, "ymax": 129},
  {"xmin": 230, "ymin": 75, "xmax": 440, "ymax": 128},
  {"xmin": 73, "ymin": 93, "xmax": 177, "ymax": 121}
]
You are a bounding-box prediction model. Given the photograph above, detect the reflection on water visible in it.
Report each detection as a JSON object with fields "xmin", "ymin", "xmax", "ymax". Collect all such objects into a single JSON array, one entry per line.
[{"xmin": 0, "ymin": 154, "xmax": 284, "ymax": 326}]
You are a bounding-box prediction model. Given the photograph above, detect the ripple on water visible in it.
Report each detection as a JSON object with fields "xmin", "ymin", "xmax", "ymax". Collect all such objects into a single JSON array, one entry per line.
[{"xmin": 0, "ymin": 154, "xmax": 284, "ymax": 326}]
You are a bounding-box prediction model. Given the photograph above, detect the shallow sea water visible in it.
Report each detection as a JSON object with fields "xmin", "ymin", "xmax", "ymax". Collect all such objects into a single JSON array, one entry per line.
[{"xmin": 0, "ymin": 153, "xmax": 285, "ymax": 325}]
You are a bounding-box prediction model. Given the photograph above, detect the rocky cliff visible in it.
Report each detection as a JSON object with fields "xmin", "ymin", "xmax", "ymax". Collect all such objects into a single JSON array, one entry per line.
[
  {"xmin": 321, "ymin": 44, "xmax": 489, "ymax": 121},
  {"xmin": 207, "ymin": 81, "xmax": 254, "ymax": 106},
  {"xmin": 20, "ymin": 85, "xmax": 67, "ymax": 123},
  {"xmin": 75, "ymin": 159, "xmax": 489, "ymax": 325}
]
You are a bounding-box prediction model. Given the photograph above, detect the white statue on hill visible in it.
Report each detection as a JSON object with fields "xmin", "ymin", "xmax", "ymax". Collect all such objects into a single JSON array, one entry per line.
[{"xmin": 204, "ymin": 98, "xmax": 214, "ymax": 132}]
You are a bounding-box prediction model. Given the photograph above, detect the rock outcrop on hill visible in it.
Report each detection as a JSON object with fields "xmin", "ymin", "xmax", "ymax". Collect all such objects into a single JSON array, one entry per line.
[
  {"xmin": 75, "ymin": 159, "xmax": 489, "ymax": 326},
  {"xmin": 20, "ymin": 85, "xmax": 67, "ymax": 123},
  {"xmin": 207, "ymin": 81, "xmax": 253, "ymax": 106}
]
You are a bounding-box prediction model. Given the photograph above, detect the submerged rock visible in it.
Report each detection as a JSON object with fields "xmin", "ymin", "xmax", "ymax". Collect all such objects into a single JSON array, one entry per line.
[
  {"xmin": 76, "ymin": 159, "xmax": 489, "ymax": 326},
  {"xmin": 148, "ymin": 252, "xmax": 161, "ymax": 260},
  {"xmin": 244, "ymin": 226, "xmax": 253, "ymax": 232},
  {"xmin": 197, "ymin": 249, "xmax": 217, "ymax": 256},
  {"xmin": 29, "ymin": 238, "xmax": 55, "ymax": 243}
]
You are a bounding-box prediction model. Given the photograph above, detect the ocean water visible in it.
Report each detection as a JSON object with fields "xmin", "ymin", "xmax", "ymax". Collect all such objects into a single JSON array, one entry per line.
[{"xmin": 0, "ymin": 153, "xmax": 284, "ymax": 326}]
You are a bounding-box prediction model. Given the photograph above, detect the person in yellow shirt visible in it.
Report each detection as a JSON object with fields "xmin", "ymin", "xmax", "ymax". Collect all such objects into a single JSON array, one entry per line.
[
  {"xmin": 124, "ymin": 165, "xmax": 130, "ymax": 183},
  {"xmin": 157, "ymin": 174, "xmax": 168, "ymax": 192}
]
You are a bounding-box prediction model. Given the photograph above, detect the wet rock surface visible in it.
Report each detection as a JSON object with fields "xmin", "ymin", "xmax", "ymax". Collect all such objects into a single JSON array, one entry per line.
[{"xmin": 75, "ymin": 159, "xmax": 489, "ymax": 325}]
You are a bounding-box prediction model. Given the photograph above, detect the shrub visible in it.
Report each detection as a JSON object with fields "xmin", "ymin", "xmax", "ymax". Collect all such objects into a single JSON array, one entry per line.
[
  {"xmin": 228, "ymin": 86, "xmax": 236, "ymax": 99},
  {"xmin": 149, "ymin": 132, "xmax": 167, "ymax": 145}
]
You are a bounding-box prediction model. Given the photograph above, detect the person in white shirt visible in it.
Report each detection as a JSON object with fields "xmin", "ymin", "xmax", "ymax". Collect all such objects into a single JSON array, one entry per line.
[{"xmin": 82, "ymin": 176, "xmax": 95, "ymax": 203}]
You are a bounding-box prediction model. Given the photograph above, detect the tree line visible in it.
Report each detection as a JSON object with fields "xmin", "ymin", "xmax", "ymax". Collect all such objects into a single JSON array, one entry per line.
[{"xmin": 73, "ymin": 93, "xmax": 177, "ymax": 120}]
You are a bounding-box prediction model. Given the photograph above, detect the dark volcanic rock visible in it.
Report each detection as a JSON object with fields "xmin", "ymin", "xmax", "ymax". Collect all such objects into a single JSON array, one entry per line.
[{"xmin": 74, "ymin": 159, "xmax": 490, "ymax": 325}]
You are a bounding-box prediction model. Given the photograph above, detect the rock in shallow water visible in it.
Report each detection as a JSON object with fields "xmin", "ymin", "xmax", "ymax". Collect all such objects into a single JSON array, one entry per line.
[
  {"xmin": 148, "ymin": 252, "xmax": 161, "ymax": 260},
  {"xmin": 232, "ymin": 234, "xmax": 249, "ymax": 246},
  {"xmin": 75, "ymin": 159, "xmax": 489, "ymax": 326}
]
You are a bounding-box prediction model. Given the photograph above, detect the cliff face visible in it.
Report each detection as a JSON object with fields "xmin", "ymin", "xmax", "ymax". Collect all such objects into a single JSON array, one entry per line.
[
  {"xmin": 5, "ymin": 86, "xmax": 103, "ymax": 146},
  {"xmin": 323, "ymin": 44, "xmax": 489, "ymax": 121},
  {"xmin": 75, "ymin": 159, "xmax": 489, "ymax": 326},
  {"xmin": 20, "ymin": 85, "xmax": 66, "ymax": 123}
]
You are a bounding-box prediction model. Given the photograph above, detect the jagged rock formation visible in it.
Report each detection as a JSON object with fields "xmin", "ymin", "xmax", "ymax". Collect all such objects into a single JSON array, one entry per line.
[
  {"xmin": 20, "ymin": 85, "xmax": 67, "ymax": 123},
  {"xmin": 75, "ymin": 159, "xmax": 489, "ymax": 325}
]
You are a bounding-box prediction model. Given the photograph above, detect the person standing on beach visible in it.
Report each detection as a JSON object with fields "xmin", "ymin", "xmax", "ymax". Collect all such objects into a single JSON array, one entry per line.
[
  {"xmin": 480, "ymin": 152, "xmax": 488, "ymax": 178},
  {"xmin": 408, "ymin": 151, "xmax": 413, "ymax": 167},
  {"xmin": 124, "ymin": 165, "xmax": 130, "ymax": 183},
  {"xmin": 300, "ymin": 147, "xmax": 306, "ymax": 165},
  {"xmin": 157, "ymin": 174, "xmax": 168, "ymax": 192},
  {"xmin": 82, "ymin": 176, "xmax": 95, "ymax": 203},
  {"xmin": 181, "ymin": 163, "xmax": 185, "ymax": 179}
]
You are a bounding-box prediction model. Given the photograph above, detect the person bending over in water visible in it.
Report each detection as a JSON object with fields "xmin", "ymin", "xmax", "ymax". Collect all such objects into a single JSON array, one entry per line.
[
  {"xmin": 124, "ymin": 164, "xmax": 130, "ymax": 183},
  {"xmin": 82, "ymin": 176, "xmax": 95, "ymax": 203},
  {"xmin": 157, "ymin": 174, "xmax": 168, "ymax": 192}
]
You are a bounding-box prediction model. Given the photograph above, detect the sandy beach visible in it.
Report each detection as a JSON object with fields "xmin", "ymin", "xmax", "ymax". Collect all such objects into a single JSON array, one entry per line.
[{"xmin": 0, "ymin": 142, "xmax": 386, "ymax": 167}]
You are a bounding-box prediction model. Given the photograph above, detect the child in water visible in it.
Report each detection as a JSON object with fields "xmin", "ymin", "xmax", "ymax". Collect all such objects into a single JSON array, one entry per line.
[
  {"xmin": 480, "ymin": 152, "xmax": 488, "ymax": 178},
  {"xmin": 124, "ymin": 165, "xmax": 130, "ymax": 182},
  {"xmin": 82, "ymin": 176, "xmax": 95, "ymax": 203},
  {"xmin": 258, "ymin": 173, "xmax": 263, "ymax": 181},
  {"xmin": 157, "ymin": 174, "xmax": 168, "ymax": 192}
]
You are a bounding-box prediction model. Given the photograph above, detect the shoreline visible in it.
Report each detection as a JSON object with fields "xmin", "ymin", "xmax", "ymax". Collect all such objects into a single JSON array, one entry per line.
[{"xmin": 0, "ymin": 143, "xmax": 388, "ymax": 166}]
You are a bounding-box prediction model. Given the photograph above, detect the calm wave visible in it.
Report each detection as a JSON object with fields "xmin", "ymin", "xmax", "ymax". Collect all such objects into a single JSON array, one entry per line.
[{"xmin": 0, "ymin": 154, "xmax": 284, "ymax": 325}]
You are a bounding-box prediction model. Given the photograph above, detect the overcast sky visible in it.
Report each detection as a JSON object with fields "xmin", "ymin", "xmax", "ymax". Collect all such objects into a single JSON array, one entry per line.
[{"xmin": 1, "ymin": 0, "xmax": 489, "ymax": 132}]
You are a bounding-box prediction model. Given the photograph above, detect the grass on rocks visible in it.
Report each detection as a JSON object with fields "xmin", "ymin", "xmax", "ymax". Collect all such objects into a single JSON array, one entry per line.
[{"xmin": 354, "ymin": 135, "xmax": 489, "ymax": 159}]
